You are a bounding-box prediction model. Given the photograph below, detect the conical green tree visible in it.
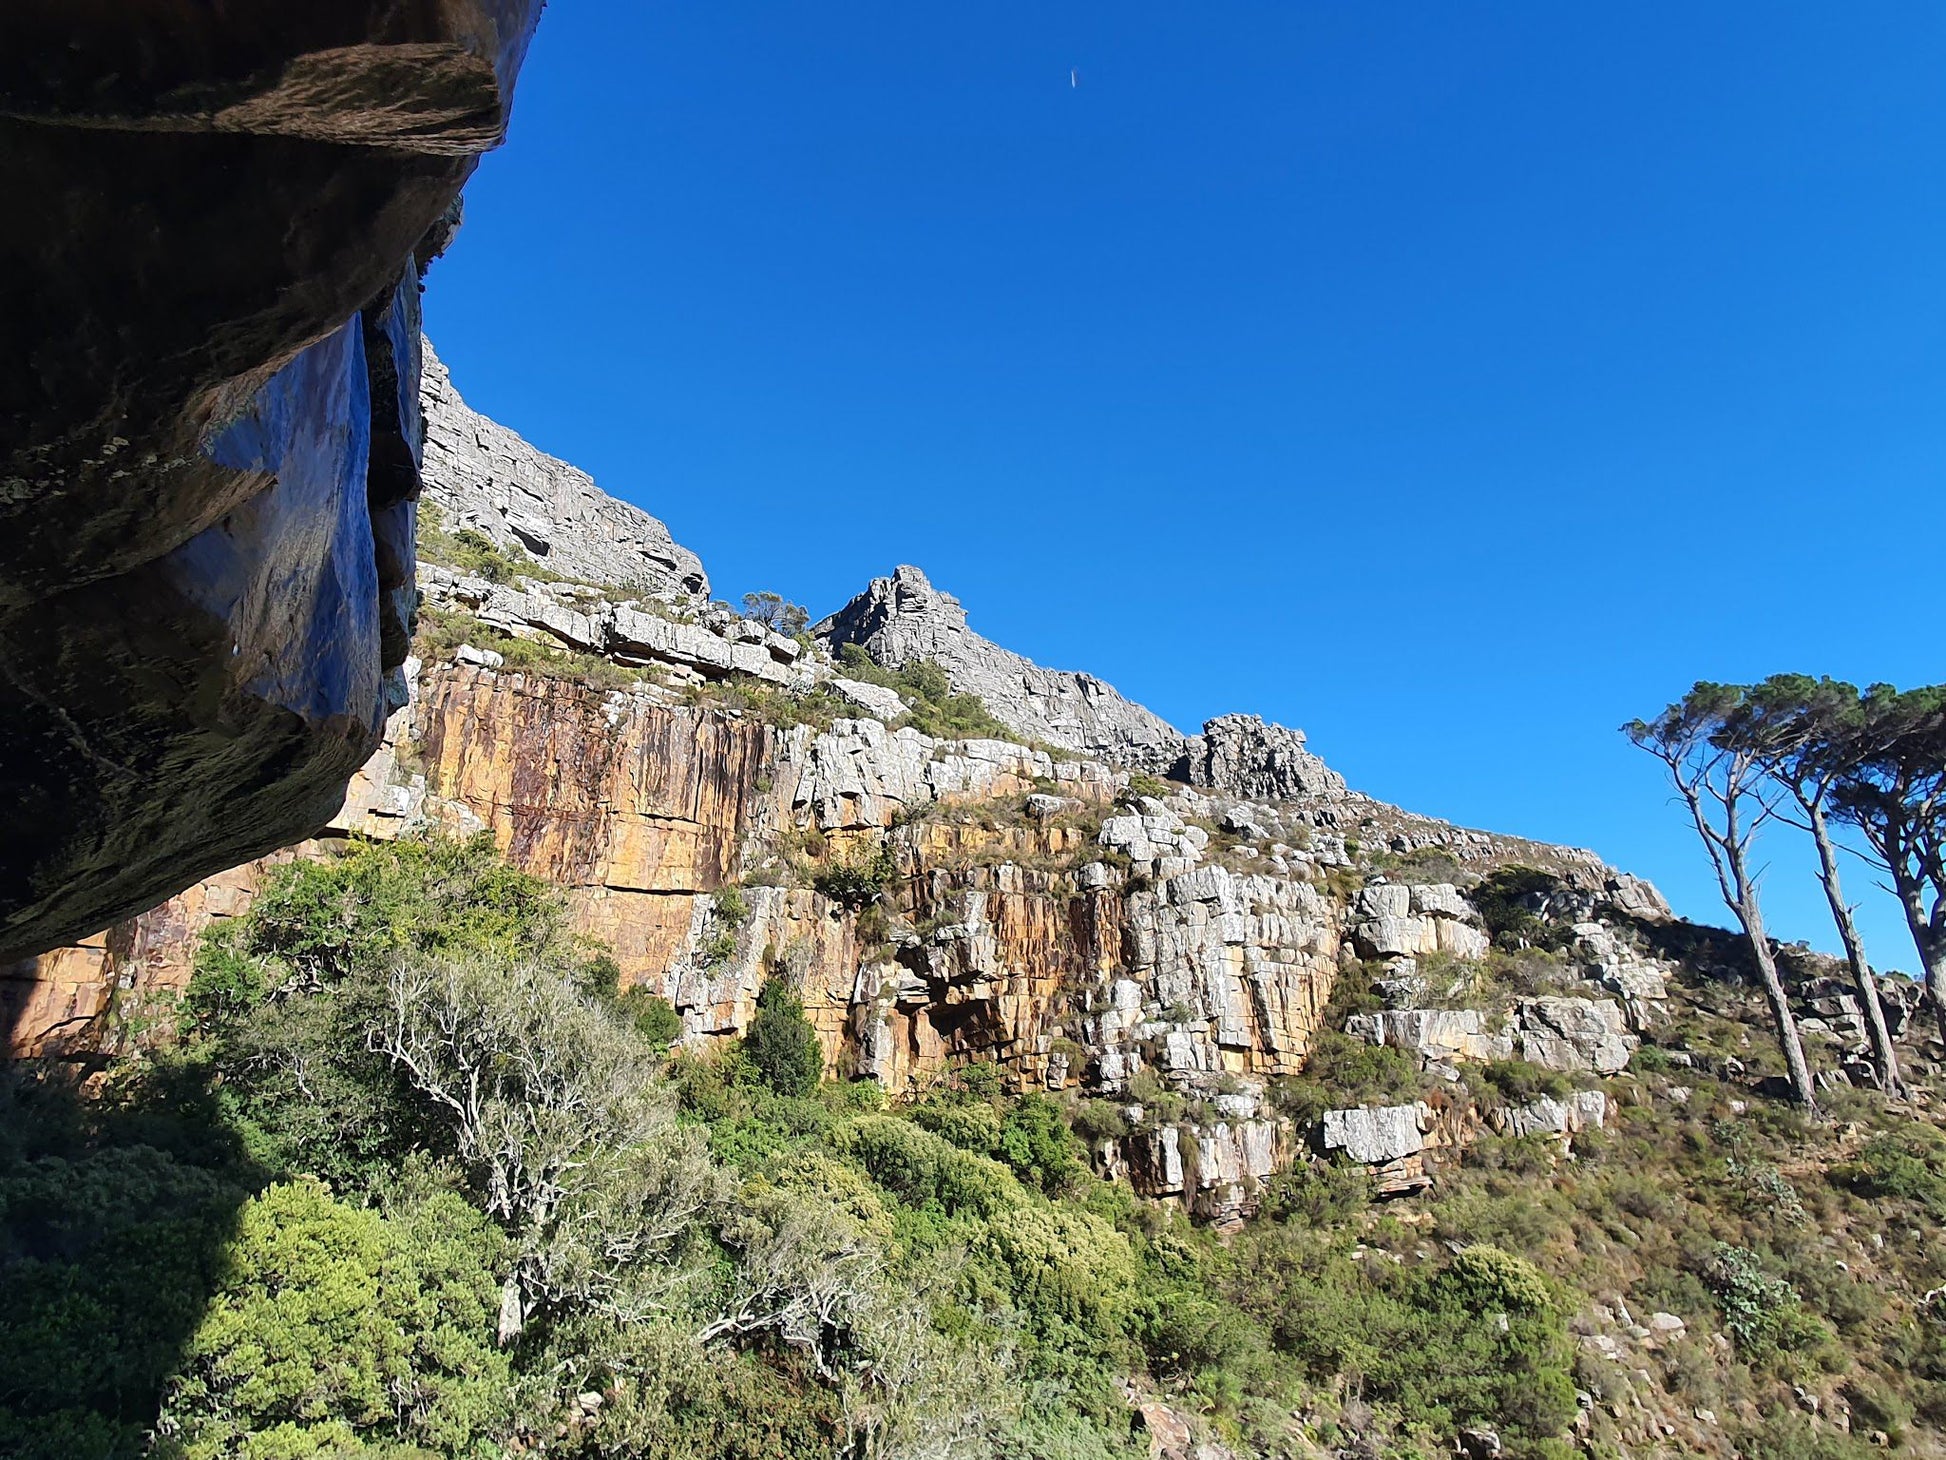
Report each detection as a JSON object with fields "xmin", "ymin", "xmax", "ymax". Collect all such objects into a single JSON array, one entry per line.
[{"xmin": 745, "ymin": 976, "xmax": 824, "ymax": 1096}]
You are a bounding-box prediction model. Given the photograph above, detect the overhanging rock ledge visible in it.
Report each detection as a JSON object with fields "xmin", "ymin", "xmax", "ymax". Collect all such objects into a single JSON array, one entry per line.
[{"xmin": 0, "ymin": 2, "xmax": 547, "ymax": 963}]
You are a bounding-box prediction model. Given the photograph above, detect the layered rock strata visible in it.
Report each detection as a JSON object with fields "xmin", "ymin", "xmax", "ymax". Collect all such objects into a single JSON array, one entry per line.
[
  {"xmin": 421, "ymin": 341, "xmax": 709, "ymax": 599},
  {"xmin": 815, "ymin": 565, "xmax": 1189, "ymax": 768},
  {"xmin": 0, "ymin": 3, "xmax": 545, "ymax": 962}
]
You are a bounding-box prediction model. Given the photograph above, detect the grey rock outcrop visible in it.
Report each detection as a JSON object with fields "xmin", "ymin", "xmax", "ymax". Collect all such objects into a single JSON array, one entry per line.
[
  {"xmin": 1176, "ymin": 714, "xmax": 1345, "ymax": 801},
  {"xmin": 1349, "ymin": 882, "xmax": 1491, "ymax": 961},
  {"xmin": 421, "ymin": 341, "xmax": 708, "ymax": 601},
  {"xmin": 1117, "ymin": 1115, "xmax": 1287, "ymax": 1228},
  {"xmin": 1344, "ymin": 1008, "xmax": 1514, "ymax": 1063},
  {"xmin": 1323, "ymin": 1103, "xmax": 1432, "ymax": 1164},
  {"xmin": 421, "ymin": 567, "xmax": 805, "ymax": 688},
  {"xmin": 1573, "ymin": 921, "xmax": 1671, "ymax": 1030},
  {"xmin": 814, "ymin": 565, "xmax": 1188, "ymax": 765},
  {"xmin": 1518, "ymin": 996, "xmax": 1636, "ymax": 1074},
  {"xmin": 1492, "ymin": 1090, "xmax": 1609, "ymax": 1142}
]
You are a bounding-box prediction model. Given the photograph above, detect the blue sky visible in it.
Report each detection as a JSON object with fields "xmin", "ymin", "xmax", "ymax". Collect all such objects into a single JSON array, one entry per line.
[{"xmin": 426, "ymin": 3, "xmax": 1944, "ymax": 971}]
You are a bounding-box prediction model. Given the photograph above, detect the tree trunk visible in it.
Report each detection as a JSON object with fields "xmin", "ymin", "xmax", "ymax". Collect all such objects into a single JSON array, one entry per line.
[
  {"xmin": 1726, "ymin": 841, "xmax": 1819, "ymax": 1113},
  {"xmin": 1743, "ymin": 906, "xmax": 1821, "ymax": 1114},
  {"xmin": 1806, "ymin": 802, "xmax": 1903, "ymax": 1096},
  {"xmin": 1924, "ymin": 935, "xmax": 1946, "ymax": 1056},
  {"xmin": 1890, "ymin": 869, "xmax": 1946, "ymax": 1054}
]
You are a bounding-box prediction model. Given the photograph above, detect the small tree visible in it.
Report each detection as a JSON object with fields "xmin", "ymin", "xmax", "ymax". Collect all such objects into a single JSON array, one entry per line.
[
  {"xmin": 1829, "ymin": 684, "xmax": 1946, "ymax": 1050},
  {"xmin": 745, "ymin": 976, "xmax": 824, "ymax": 1097},
  {"xmin": 742, "ymin": 591, "xmax": 810, "ymax": 637},
  {"xmin": 372, "ymin": 954, "xmax": 721, "ymax": 1343},
  {"xmin": 1625, "ymin": 685, "xmax": 1819, "ymax": 1112},
  {"xmin": 1732, "ymin": 675, "xmax": 1905, "ymax": 1096}
]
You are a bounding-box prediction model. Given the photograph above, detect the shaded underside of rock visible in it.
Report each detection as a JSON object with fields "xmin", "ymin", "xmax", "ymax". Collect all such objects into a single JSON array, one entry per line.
[{"xmin": 0, "ymin": 1, "xmax": 545, "ymax": 963}]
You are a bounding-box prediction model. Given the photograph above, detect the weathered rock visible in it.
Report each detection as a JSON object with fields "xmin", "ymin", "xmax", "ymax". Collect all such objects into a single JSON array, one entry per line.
[
  {"xmin": 1350, "ymin": 882, "xmax": 1490, "ymax": 962},
  {"xmin": 420, "ymin": 566, "xmax": 809, "ymax": 688},
  {"xmin": 1323, "ymin": 1103, "xmax": 1431, "ymax": 1164},
  {"xmin": 1176, "ymin": 714, "xmax": 1345, "ymax": 801},
  {"xmin": 828, "ymin": 675, "xmax": 908, "ymax": 722},
  {"xmin": 421, "ymin": 340, "xmax": 707, "ymax": 599},
  {"xmin": 1604, "ymin": 873, "xmax": 1674, "ymax": 923},
  {"xmin": 1572, "ymin": 920, "xmax": 1672, "ymax": 1031},
  {"xmin": 1119, "ymin": 1115, "xmax": 1287, "ymax": 1226},
  {"xmin": 1136, "ymin": 1401, "xmax": 1194, "ymax": 1460},
  {"xmin": 0, "ymin": 2, "xmax": 545, "ymax": 962},
  {"xmin": 1491, "ymin": 1090, "xmax": 1609, "ymax": 1142},
  {"xmin": 1344, "ymin": 1008, "xmax": 1515, "ymax": 1064},
  {"xmin": 814, "ymin": 565, "xmax": 1188, "ymax": 766},
  {"xmin": 1517, "ymin": 996, "xmax": 1635, "ymax": 1074}
]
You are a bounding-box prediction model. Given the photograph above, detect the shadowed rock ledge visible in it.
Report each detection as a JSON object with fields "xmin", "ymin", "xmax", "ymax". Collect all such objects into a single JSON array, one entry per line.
[{"xmin": 0, "ymin": 2, "xmax": 546, "ymax": 963}]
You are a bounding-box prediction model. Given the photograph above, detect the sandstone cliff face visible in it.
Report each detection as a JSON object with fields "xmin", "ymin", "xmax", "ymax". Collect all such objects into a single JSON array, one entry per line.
[
  {"xmin": 0, "ymin": 4, "xmax": 546, "ymax": 963},
  {"xmin": 5, "ymin": 655, "xmax": 1358, "ymax": 1219}
]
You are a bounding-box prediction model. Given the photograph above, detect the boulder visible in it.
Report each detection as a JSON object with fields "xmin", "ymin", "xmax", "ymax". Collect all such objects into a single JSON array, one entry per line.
[
  {"xmin": 1136, "ymin": 1402, "xmax": 1194, "ymax": 1460},
  {"xmin": 1322, "ymin": 1102, "xmax": 1431, "ymax": 1164},
  {"xmin": 1517, "ymin": 997, "xmax": 1635, "ymax": 1074},
  {"xmin": 829, "ymin": 676, "xmax": 909, "ymax": 722}
]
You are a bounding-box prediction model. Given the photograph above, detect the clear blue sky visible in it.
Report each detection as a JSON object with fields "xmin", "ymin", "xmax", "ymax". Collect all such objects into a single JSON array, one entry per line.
[{"xmin": 426, "ymin": 3, "xmax": 1944, "ymax": 972}]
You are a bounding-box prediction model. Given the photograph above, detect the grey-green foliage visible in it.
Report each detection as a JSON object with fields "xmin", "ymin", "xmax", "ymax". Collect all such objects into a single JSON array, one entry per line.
[{"xmin": 373, "ymin": 952, "xmax": 723, "ymax": 1340}]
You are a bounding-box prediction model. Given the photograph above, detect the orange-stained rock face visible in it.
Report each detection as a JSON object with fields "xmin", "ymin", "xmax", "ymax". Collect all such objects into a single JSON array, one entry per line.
[
  {"xmin": 415, "ymin": 667, "xmax": 790, "ymax": 900},
  {"xmin": 2, "ymin": 859, "xmax": 279, "ymax": 1062},
  {"xmin": 5, "ymin": 660, "xmax": 1343, "ymax": 1159}
]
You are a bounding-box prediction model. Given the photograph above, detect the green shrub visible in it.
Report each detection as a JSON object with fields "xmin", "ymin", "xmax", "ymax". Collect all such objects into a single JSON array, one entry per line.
[
  {"xmin": 417, "ymin": 503, "xmax": 545, "ymax": 585},
  {"xmin": 835, "ymin": 1115, "xmax": 1021, "ymax": 1218},
  {"xmin": 1068, "ymin": 1100, "xmax": 1132, "ymax": 1146},
  {"xmin": 982, "ymin": 1202, "xmax": 1141, "ymax": 1335},
  {"xmin": 158, "ymin": 1179, "xmax": 511, "ymax": 1455},
  {"xmin": 811, "ymin": 842, "xmax": 899, "ymax": 907},
  {"xmin": 617, "ymin": 988, "xmax": 683, "ymax": 1051},
  {"xmin": 914, "ymin": 1094, "xmax": 1085, "ymax": 1196},
  {"xmin": 1480, "ymin": 1060, "xmax": 1572, "ymax": 1105},
  {"xmin": 1703, "ymin": 1244, "xmax": 1827, "ymax": 1358},
  {"xmin": 743, "ymin": 978, "xmax": 824, "ymax": 1097},
  {"xmin": 1472, "ymin": 866, "xmax": 1573, "ymax": 952},
  {"xmin": 833, "ymin": 644, "xmax": 1018, "ymax": 742},
  {"xmin": 1436, "ymin": 1244, "xmax": 1555, "ymax": 1313},
  {"xmin": 1832, "ymin": 1128, "xmax": 1946, "ymax": 1217},
  {"xmin": 712, "ymin": 885, "xmax": 751, "ymax": 926},
  {"xmin": 997, "ymin": 1095, "xmax": 1087, "ymax": 1195},
  {"xmin": 1257, "ymin": 1160, "xmax": 1371, "ymax": 1225}
]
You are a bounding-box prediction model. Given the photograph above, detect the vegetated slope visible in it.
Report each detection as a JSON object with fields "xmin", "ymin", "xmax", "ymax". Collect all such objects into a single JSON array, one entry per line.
[
  {"xmin": 5, "ymin": 345, "xmax": 1943, "ymax": 1460},
  {"xmin": 4, "ymin": 834, "xmax": 1942, "ymax": 1460}
]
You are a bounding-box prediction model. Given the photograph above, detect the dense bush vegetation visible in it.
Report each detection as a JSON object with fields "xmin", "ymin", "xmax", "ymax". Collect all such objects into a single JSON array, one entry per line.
[{"xmin": 4, "ymin": 835, "xmax": 1943, "ymax": 1458}]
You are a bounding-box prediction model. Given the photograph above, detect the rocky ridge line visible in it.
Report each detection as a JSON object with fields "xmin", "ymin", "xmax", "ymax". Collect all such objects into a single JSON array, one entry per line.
[
  {"xmin": 421, "ymin": 339, "xmax": 709, "ymax": 602},
  {"xmin": 813, "ymin": 564, "xmax": 1192, "ymax": 769}
]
